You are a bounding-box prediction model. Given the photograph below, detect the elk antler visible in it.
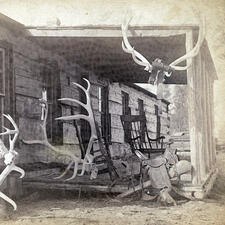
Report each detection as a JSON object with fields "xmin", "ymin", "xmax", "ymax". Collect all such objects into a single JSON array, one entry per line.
[
  {"xmin": 122, "ymin": 18, "xmax": 152, "ymax": 73},
  {"xmin": 56, "ymin": 78, "xmax": 98, "ymax": 177},
  {"xmin": 121, "ymin": 16, "xmax": 205, "ymax": 80},
  {"xmin": 169, "ymin": 17, "xmax": 205, "ymax": 71},
  {"xmin": 0, "ymin": 114, "xmax": 25, "ymax": 210},
  {"xmin": 23, "ymin": 97, "xmax": 83, "ymax": 181}
]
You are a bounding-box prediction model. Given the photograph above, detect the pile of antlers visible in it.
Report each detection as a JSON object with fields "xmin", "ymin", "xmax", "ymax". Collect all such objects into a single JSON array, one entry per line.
[
  {"xmin": 0, "ymin": 114, "xmax": 25, "ymax": 210},
  {"xmin": 23, "ymin": 78, "xmax": 98, "ymax": 181},
  {"xmin": 121, "ymin": 17, "xmax": 205, "ymax": 85}
]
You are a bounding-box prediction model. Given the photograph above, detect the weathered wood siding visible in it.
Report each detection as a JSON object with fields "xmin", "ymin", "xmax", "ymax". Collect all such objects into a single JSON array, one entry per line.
[
  {"xmin": 0, "ymin": 22, "xmax": 84, "ymax": 165},
  {"xmin": 187, "ymin": 30, "xmax": 216, "ymax": 188}
]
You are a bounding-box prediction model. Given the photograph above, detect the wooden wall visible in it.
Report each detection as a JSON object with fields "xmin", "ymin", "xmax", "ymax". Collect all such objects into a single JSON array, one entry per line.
[
  {"xmin": 186, "ymin": 30, "xmax": 216, "ymax": 187},
  {"xmin": 0, "ymin": 21, "xmax": 170, "ymax": 166},
  {"xmin": 0, "ymin": 22, "xmax": 84, "ymax": 165}
]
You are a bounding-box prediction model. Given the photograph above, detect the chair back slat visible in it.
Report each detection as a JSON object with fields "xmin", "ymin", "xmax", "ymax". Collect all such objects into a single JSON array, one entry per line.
[{"xmin": 120, "ymin": 114, "xmax": 165, "ymax": 158}]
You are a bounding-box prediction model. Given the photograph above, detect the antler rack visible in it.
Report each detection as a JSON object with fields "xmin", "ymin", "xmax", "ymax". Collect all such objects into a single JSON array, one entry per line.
[
  {"xmin": 0, "ymin": 114, "xmax": 25, "ymax": 210},
  {"xmin": 121, "ymin": 16, "xmax": 205, "ymax": 84},
  {"xmin": 56, "ymin": 78, "xmax": 98, "ymax": 177}
]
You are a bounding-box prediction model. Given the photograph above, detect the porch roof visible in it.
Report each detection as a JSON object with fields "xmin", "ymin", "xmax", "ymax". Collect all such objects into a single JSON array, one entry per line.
[
  {"xmin": 0, "ymin": 12, "xmax": 218, "ymax": 84},
  {"xmin": 27, "ymin": 25, "xmax": 217, "ymax": 84}
]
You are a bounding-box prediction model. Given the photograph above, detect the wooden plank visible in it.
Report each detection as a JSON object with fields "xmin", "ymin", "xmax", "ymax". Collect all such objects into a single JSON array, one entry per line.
[
  {"xmin": 109, "ymin": 87, "xmax": 122, "ymax": 104},
  {"xmin": 197, "ymin": 51, "xmax": 207, "ymax": 181},
  {"xmin": 143, "ymin": 104, "xmax": 156, "ymax": 114},
  {"xmin": 110, "ymin": 114, "xmax": 123, "ymax": 129},
  {"xmin": 116, "ymin": 180, "xmax": 152, "ymax": 198},
  {"xmin": 195, "ymin": 50, "xmax": 206, "ymax": 183},
  {"xmin": 111, "ymin": 127, "xmax": 124, "ymax": 143},
  {"xmin": 14, "ymin": 54, "xmax": 42, "ymax": 81},
  {"xmin": 207, "ymin": 73, "xmax": 215, "ymax": 166},
  {"xmin": 186, "ymin": 30, "xmax": 200, "ymax": 185},
  {"xmin": 203, "ymin": 58, "xmax": 211, "ymax": 172},
  {"xmin": 27, "ymin": 26, "xmax": 191, "ymax": 38},
  {"xmin": 23, "ymin": 181, "xmax": 127, "ymax": 193},
  {"xmin": 109, "ymin": 101, "xmax": 122, "ymax": 115},
  {"xmin": 210, "ymin": 80, "xmax": 216, "ymax": 164},
  {"xmin": 15, "ymin": 75, "xmax": 42, "ymax": 98},
  {"xmin": 25, "ymin": 168, "xmax": 61, "ymax": 178},
  {"xmin": 16, "ymin": 95, "xmax": 41, "ymax": 117}
]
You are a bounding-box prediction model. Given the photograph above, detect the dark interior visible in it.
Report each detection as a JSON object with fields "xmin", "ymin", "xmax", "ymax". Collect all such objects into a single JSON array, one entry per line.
[{"xmin": 33, "ymin": 34, "xmax": 187, "ymax": 84}]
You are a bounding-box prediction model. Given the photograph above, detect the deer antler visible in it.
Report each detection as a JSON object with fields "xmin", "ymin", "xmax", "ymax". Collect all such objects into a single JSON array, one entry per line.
[
  {"xmin": 23, "ymin": 97, "xmax": 83, "ymax": 181},
  {"xmin": 56, "ymin": 78, "xmax": 98, "ymax": 177},
  {"xmin": 121, "ymin": 16, "xmax": 205, "ymax": 81},
  {"xmin": 0, "ymin": 114, "xmax": 25, "ymax": 210}
]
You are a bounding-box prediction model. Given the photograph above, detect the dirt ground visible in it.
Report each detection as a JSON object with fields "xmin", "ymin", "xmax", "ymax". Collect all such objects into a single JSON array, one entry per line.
[{"xmin": 1, "ymin": 151, "xmax": 225, "ymax": 225}]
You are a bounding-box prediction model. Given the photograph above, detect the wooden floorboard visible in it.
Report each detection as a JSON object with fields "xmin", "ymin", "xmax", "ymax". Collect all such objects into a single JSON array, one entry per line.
[{"xmin": 22, "ymin": 168, "xmax": 131, "ymax": 193}]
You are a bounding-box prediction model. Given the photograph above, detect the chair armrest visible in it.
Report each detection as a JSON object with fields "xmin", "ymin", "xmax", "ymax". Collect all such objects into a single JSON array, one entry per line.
[
  {"xmin": 147, "ymin": 136, "xmax": 165, "ymax": 150},
  {"xmin": 131, "ymin": 136, "xmax": 142, "ymax": 141},
  {"xmin": 147, "ymin": 136, "xmax": 165, "ymax": 142}
]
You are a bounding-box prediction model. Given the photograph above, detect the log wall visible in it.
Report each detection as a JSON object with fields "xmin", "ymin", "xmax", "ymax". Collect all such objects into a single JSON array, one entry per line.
[{"xmin": 0, "ymin": 22, "xmax": 84, "ymax": 165}]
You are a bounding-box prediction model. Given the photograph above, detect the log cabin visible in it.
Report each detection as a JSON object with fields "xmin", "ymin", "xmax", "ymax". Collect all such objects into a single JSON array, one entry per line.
[{"xmin": 0, "ymin": 12, "xmax": 217, "ymax": 200}]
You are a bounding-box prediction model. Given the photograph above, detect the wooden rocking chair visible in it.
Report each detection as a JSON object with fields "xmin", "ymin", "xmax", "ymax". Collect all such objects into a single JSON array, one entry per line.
[{"xmin": 120, "ymin": 114, "xmax": 166, "ymax": 159}]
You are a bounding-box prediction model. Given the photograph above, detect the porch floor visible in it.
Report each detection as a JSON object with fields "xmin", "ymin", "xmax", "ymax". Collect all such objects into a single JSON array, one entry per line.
[{"xmin": 21, "ymin": 162, "xmax": 130, "ymax": 194}]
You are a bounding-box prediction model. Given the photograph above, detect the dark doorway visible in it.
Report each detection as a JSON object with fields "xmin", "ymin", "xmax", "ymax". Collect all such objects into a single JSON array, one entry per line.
[
  {"xmin": 99, "ymin": 85, "xmax": 111, "ymax": 144},
  {"xmin": 41, "ymin": 60, "xmax": 62, "ymax": 144}
]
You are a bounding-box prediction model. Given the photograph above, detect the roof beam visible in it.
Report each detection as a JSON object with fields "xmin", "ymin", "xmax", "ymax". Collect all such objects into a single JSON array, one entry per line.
[{"xmin": 26, "ymin": 25, "xmax": 197, "ymax": 38}]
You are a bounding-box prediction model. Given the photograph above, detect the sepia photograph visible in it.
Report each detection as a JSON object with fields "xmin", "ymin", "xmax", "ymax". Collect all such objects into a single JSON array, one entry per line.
[{"xmin": 0, "ymin": 0, "xmax": 224, "ymax": 224}]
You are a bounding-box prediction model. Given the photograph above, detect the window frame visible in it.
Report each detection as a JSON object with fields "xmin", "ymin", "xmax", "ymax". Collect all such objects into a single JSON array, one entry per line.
[{"xmin": 0, "ymin": 48, "xmax": 5, "ymax": 96}]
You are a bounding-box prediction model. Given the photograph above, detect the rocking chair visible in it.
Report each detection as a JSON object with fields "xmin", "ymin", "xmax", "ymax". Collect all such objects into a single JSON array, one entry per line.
[{"xmin": 120, "ymin": 114, "xmax": 166, "ymax": 159}]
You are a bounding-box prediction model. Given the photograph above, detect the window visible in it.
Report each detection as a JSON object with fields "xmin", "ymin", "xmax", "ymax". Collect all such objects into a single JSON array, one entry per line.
[
  {"xmin": 138, "ymin": 99, "xmax": 145, "ymax": 141},
  {"xmin": 138, "ymin": 99, "xmax": 144, "ymax": 115},
  {"xmin": 0, "ymin": 48, "xmax": 5, "ymax": 96},
  {"xmin": 122, "ymin": 91, "xmax": 131, "ymax": 142},
  {"xmin": 122, "ymin": 91, "xmax": 130, "ymax": 115},
  {"xmin": 41, "ymin": 61, "xmax": 62, "ymax": 144},
  {"xmin": 99, "ymin": 86, "xmax": 111, "ymax": 144},
  {"xmin": 155, "ymin": 105, "xmax": 161, "ymax": 138},
  {"xmin": 0, "ymin": 41, "xmax": 14, "ymax": 135}
]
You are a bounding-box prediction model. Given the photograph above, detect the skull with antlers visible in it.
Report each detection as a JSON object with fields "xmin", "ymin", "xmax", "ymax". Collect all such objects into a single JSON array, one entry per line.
[
  {"xmin": 0, "ymin": 114, "xmax": 25, "ymax": 210},
  {"xmin": 121, "ymin": 17, "xmax": 205, "ymax": 85}
]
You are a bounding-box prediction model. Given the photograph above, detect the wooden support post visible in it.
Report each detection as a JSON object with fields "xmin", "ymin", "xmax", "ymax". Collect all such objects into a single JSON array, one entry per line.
[
  {"xmin": 186, "ymin": 31, "xmax": 200, "ymax": 185},
  {"xmin": 205, "ymin": 63, "xmax": 213, "ymax": 171},
  {"xmin": 186, "ymin": 31, "xmax": 208, "ymax": 185},
  {"xmin": 210, "ymin": 80, "xmax": 216, "ymax": 164},
  {"xmin": 201, "ymin": 58, "xmax": 209, "ymax": 173},
  {"xmin": 196, "ymin": 52, "xmax": 207, "ymax": 181}
]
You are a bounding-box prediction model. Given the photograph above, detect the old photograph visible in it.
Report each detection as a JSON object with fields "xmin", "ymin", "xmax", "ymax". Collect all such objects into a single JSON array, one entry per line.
[{"xmin": 0, "ymin": 0, "xmax": 224, "ymax": 224}]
